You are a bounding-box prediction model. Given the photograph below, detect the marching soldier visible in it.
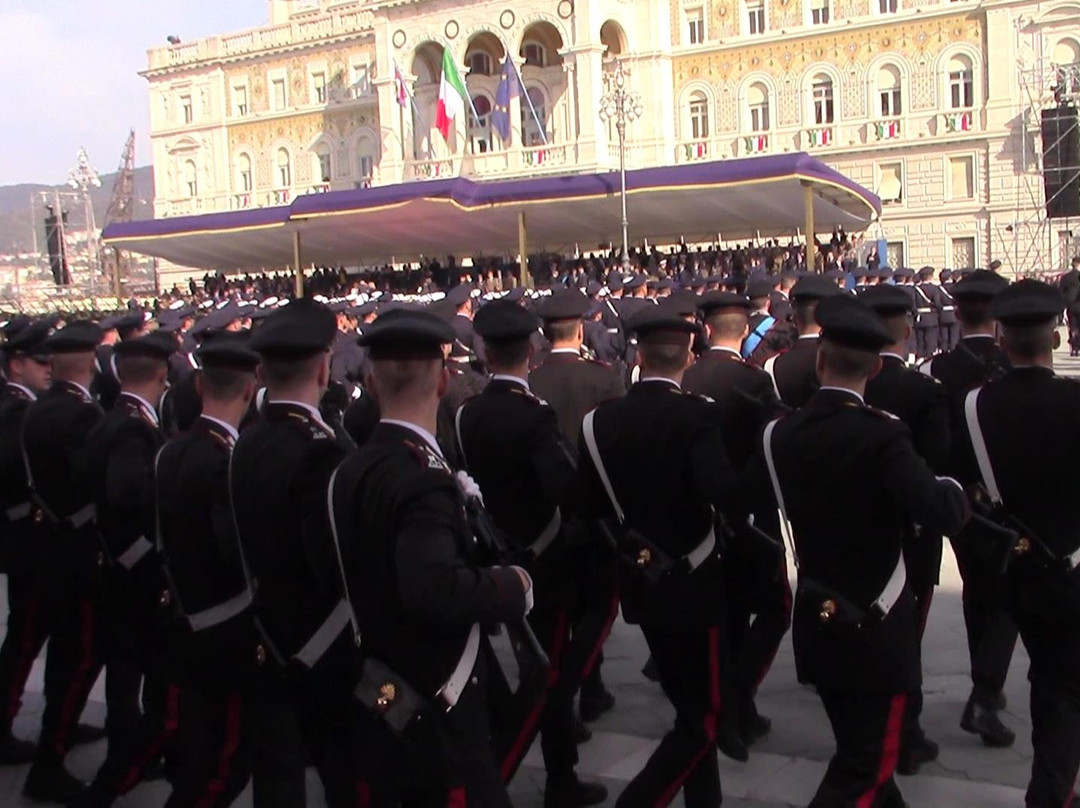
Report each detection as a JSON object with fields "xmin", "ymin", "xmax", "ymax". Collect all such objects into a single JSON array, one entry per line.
[
  {"xmin": 861, "ymin": 285, "xmax": 952, "ymax": 775},
  {"xmin": 230, "ymin": 299, "xmax": 359, "ymax": 807},
  {"xmin": 938, "ymin": 269, "xmax": 959, "ymax": 351},
  {"xmin": 683, "ymin": 291, "xmax": 789, "ymax": 749},
  {"xmin": 457, "ymin": 300, "xmax": 609, "ymax": 807},
  {"xmin": 921, "ymin": 269, "xmax": 1017, "ymax": 747},
  {"xmin": 744, "ymin": 294, "xmax": 969, "ymax": 807},
  {"xmin": 153, "ymin": 331, "xmax": 299, "ymax": 807},
  {"xmin": 914, "ymin": 267, "xmax": 942, "ymax": 359},
  {"xmin": 330, "ymin": 308, "xmax": 533, "ymax": 807},
  {"xmin": 20, "ymin": 322, "xmax": 107, "ymax": 802},
  {"xmin": 0, "ymin": 320, "xmax": 54, "ymax": 764},
  {"xmin": 761, "ymin": 275, "xmax": 841, "ymax": 408},
  {"xmin": 577, "ymin": 308, "xmax": 742, "ymax": 808},
  {"xmin": 530, "ymin": 289, "xmax": 625, "ymax": 726},
  {"xmin": 956, "ymin": 280, "xmax": 1080, "ymax": 808}
]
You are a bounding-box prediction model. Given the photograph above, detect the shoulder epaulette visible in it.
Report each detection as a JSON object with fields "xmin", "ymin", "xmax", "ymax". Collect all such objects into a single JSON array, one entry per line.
[
  {"xmin": 863, "ymin": 405, "xmax": 901, "ymax": 421},
  {"xmin": 402, "ymin": 438, "xmax": 451, "ymax": 474}
]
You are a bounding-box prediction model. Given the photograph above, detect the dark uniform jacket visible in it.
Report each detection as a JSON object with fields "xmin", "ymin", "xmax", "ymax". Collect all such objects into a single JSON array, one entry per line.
[
  {"xmin": 168, "ymin": 350, "xmax": 197, "ymax": 387},
  {"xmin": 576, "ymin": 379, "xmax": 737, "ymax": 627},
  {"xmin": 22, "ymin": 380, "xmax": 104, "ymax": 593},
  {"xmin": 330, "ymin": 330, "xmax": 367, "ymax": 392},
  {"xmin": 956, "ymin": 367, "xmax": 1080, "ymax": 622},
  {"xmin": 82, "ymin": 393, "xmax": 164, "ymax": 571},
  {"xmin": 683, "ymin": 347, "xmax": 783, "ymax": 469},
  {"xmin": 157, "ymin": 415, "xmax": 255, "ymax": 687},
  {"xmin": 529, "ymin": 351, "xmax": 626, "ymax": 452},
  {"xmin": 451, "ymin": 314, "xmax": 483, "ymax": 368},
  {"xmin": 456, "ymin": 377, "xmax": 578, "ymax": 610},
  {"xmin": 230, "ymin": 401, "xmax": 352, "ymax": 675},
  {"xmin": 769, "ymin": 290, "xmax": 793, "ymax": 324},
  {"xmin": 743, "ymin": 388, "xmax": 968, "ymax": 692},
  {"xmin": 93, "ymin": 345, "xmax": 121, "ymax": 411},
  {"xmin": 437, "ymin": 365, "xmax": 487, "ymax": 469},
  {"xmin": 914, "ymin": 282, "xmax": 942, "ymax": 330},
  {"xmin": 922, "ymin": 335, "xmax": 1009, "ymax": 471},
  {"xmin": 583, "ymin": 320, "xmax": 621, "ymax": 364},
  {"xmin": 866, "ymin": 354, "xmax": 952, "ymax": 591},
  {"xmin": 765, "ymin": 335, "xmax": 820, "ymax": 409},
  {"xmin": 0, "ymin": 384, "xmax": 39, "ymax": 575},
  {"xmin": 332, "ymin": 421, "xmax": 528, "ymax": 697}
]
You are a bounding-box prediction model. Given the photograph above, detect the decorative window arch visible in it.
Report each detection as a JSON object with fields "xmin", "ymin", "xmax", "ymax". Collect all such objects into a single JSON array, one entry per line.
[
  {"xmin": 946, "ymin": 53, "xmax": 974, "ymax": 109},
  {"xmin": 687, "ymin": 90, "xmax": 710, "ymax": 139},
  {"xmin": 1053, "ymin": 37, "xmax": 1080, "ymax": 93},
  {"xmin": 809, "ymin": 72, "xmax": 836, "ymax": 124},
  {"xmin": 876, "ymin": 64, "xmax": 903, "ymax": 117},
  {"xmin": 312, "ymin": 140, "xmax": 332, "ymax": 183},
  {"xmin": 275, "ymin": 147, "xmax": 292, "ymax": 188},
  {"xmin": 746, "ymin": 81, "xmax": 771, "ymax": 131},
  {"xmin": 355, "ymin": 134, "xmax": 377, "ymax": 182},
  {"xmin": 469, "ymin": 94, "xmax": 494, "ymax": 153},
  {"xmin": 521, "ymin": 85, "xmax": 549, "ymax": 145},
  {"xmin": 235, "ymin": 152, "xmax": 253, "ymax": 192},
  {"xmin": 183, "ymin": 159, "xmax": 198, "ymax": 197},
  {"xmin": 522, "ymin": 40, "xmax": 547, "ymax": 68}
]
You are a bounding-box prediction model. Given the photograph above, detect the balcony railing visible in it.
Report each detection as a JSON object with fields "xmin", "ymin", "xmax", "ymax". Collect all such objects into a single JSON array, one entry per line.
[
  {"xmin": 872, "ymin": 118, "xmax": 902, "ymax": 141},
  {"xmin": 269, "ymin": 189, "xmax": 294, "ymax": 206},
  {"xmin": 740, "ymin": 134, "xmax": 770, "ymax": 156},
  {"xmin": 940, "ymin": 110, "xmax": 975, "ymax": 134},
  {"xmin": 802, "ymin": 126, "xmax": 835, "ymax": 149},
  {"xmin": 307, "ymin": 183, "xmax": 331, "ymax": 194},
  {"xmin": 232, "ymin": 193, "xmax": 254, "ymax": 210},
  {"xmin": 676, "ymin": 140, "xmax": 711, "ymax": 163},
  {"xmin": 521, "ymin": 143, "xmax": 570, "ymax": 168},
  {"xmin": 410, "ymin": 159, "xmax": 456, "ymax": 180}
]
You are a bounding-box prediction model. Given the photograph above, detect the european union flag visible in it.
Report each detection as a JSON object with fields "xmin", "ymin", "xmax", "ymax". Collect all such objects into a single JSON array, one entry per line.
[{"xmin": 492, "ymin": 54, "xmax": 518, "ymax": 143}]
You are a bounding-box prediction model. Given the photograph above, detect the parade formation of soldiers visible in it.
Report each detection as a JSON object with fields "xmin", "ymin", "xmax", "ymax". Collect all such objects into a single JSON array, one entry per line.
[{"xmin": 0, "ymin": 251, "xmax": 1076, "ymax": 808}]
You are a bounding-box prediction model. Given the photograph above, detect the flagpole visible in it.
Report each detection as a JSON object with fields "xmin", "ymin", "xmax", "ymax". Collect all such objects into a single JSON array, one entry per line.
[{"xmin": 510, "ymin": 57, "xmax": 549, "ymax": 146}]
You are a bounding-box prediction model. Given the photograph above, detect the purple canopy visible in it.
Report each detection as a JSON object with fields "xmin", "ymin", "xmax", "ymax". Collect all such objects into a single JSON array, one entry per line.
[{"xmin": 104, "ymin": 153, "xmax": 880, "ymax": 270}]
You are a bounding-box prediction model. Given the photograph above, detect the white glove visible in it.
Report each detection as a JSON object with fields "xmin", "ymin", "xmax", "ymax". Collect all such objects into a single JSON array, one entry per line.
[{"xmin": 455, "ymin": 470, "xmax": 484, "ymax": 505}]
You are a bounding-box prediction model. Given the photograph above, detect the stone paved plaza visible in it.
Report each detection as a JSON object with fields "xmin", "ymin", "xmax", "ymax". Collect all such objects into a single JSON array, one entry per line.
[{"xmin": 0, "ymin": 340, "xmax": 1074, "ymax": 807}]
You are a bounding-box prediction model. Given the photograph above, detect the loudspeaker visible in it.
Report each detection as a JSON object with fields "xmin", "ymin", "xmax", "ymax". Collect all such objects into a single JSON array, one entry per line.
[
  {"xmin": 1041, "ymin": 105, "xmax": 1080, "ymax": 219},
  {"xmin": 43, "ymin": 208, "xmax": 71, "ymax": 286}
]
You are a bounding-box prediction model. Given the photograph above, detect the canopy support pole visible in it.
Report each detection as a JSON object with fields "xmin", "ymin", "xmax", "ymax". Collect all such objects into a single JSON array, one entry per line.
[
  {"xmin": 802, "ymin": 182, "xmax": 816, "ymax": 273},
  {"xmin": 113, "ymin": 248, "xmax": 123, "ymax": 308},
  {"xmin": 293, "ymin": 230, "xmax": 303, "ymax": 297},
  {"xmin": 518, "ymin": 211, "xmax": 532, "ymax": 290}
]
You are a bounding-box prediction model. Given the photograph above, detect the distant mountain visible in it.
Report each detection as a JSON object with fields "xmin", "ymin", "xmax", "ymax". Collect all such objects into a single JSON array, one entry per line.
[{"xmin": 0, "ymin": 166, "xmax": 155, "ymax": 254}]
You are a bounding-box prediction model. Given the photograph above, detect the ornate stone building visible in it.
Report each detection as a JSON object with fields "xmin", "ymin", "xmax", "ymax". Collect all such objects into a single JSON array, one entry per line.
[{"xmin": 142, "ymin": 0, "xmax": 1080, "ymax": 273}]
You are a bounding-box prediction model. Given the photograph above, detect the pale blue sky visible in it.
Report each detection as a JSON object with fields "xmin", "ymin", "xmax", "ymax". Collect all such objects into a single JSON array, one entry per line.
[{"xmin": 0, "ymin": 0, "xmax": 267, "ymax": 185}]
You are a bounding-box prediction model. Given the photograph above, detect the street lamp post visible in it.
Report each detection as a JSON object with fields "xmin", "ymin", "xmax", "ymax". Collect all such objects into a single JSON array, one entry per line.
[{"xmin": 598, "ymin": 60, "xmax": 643, "ymax": 268}]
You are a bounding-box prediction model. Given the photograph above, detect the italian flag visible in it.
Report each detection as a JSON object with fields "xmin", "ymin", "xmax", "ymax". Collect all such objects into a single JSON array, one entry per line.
[
  {"xmin": 435, "ymin": 48, "xmax": 467, "ymax": 141},
  {"xmin": 810, "ymin": 128, "xmax": 833, "ymax": 147},
  {"xmin": 876, "ymin": 120, "xmax": 900, "ymax": 139},
  {"xmin": 745, "ymin": 135, "xmax": 767, "ymax": 153}
]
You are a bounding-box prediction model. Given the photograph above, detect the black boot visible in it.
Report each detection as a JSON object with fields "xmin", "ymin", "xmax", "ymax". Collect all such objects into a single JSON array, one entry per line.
[
  {"xmin": 716, "ymin": 713, "xmax": 749, "ymax": 763},
  {"xmin": 22, "ymin": 759, "xmax": 87, "ymax": 804},
  {"xmin": 739, "ymin": 697, "xmax": 772, "ymax": 746},
  {"xmin": 960, "ymin": 694, "xmax": 1015, "ymax": 747},
  {"xmin": 70, "ymin": 724, "xmax": 107, "ymax": 747},
  {"xmin": 579, "ymin": 687, "xmax": 615, "ymax": 723},
  {"xmin": 0, "ymin": 730, "xmax": 37, "ymax": 765},
  {"xmin": 572, "ymin": 715, "xmax": 593, "ymax": 745},
  {"xmin": 897, "ymin": 734, "xmax": 939, "ymax": 775},
  {"xmin": 544, "ymin": 774, "xmax": 608, "ymax": 808}
]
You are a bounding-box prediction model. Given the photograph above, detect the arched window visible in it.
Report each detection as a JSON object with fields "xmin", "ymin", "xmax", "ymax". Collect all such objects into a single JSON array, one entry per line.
[
  {"xmin": 521, "ymin": 87, "xmax": 548, "ymax": 146},
  {"xmin": 522, "ymin": 41, "xmax": 547, "ymax": 68},
  {"xmin": 356, "ymin": 136, "xmax": 376, "ymax": 182},
  {"xmin": 313, "ymin": 141, "xmax": 332, "ymax": 183},
  {"xmin": 1053, "ymin": 39, "xmax": 1080, "ymax": 93},
  {"xmin": 276, "ymin": 148, "xmax": 292, "ymax": 187},
  {"xmin": 236, "ymin": 154, "xmax": 252, "ymax": 192},
  {"xmin": 600, "ymin": 21, "xmax": 626, "ymax": 59},
  {"xmin": 878, "ymin": 65, "xmax": 902, "ymax": 117},
  {"xmin": 183, "ymin": 160, "xmax": 198, "ymax": 197},
  {"xmin": 948, "ymin": 55, "xmax": 974, "ymax": 109},
  {"xmin": 811, "ymin": 74, "xmax": 834, "ymax": 124},
  {"xmin": 468, "ymin": 51, "xmax": 493, "ymax": 76},
  {"xmin": 748, "ymin": 82, "xmax": 770, "ymax": 131},
  {"xmin": 469, "ymin": 95, "xmax": 493, "ymax": 153},
  {"xmin": 688, "ymin": 91, "xmax": 709, "ymax": 140}
]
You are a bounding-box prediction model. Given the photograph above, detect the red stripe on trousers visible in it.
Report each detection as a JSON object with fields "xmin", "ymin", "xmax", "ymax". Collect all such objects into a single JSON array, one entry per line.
[
  {"xmin": 580, "ymin": 594, "xmax": 621, "ymax": 682},
  {"xmin": 654, "ymin": 627, "xmax": 723, "ymax": 808},
  {"xmin": 355, "ymin": 781, "xmax": 371, "ymax": 808},
  {"xmin": 193, "ymin": 691, "xmax": 243, "ymax": 808},
  {"xmin": 8, "ymin": 593, "xmax": 39, "ymax": 720},
  {"xmin": 118, "ymin": 684, "xmax": 181, "ymax": 793},
  {"xmin": 498, "ymin": 609, "xmax": 568, "ymax": 781},
  {"xmin": 855, "ymin": 693, "xmax": 908, "ymax": 808},
  {"xmin": 447, "ymin": 786, "xmax": 466, "ymax": 808},
  {"xmin": 53, "ymin": 597, "xmax": 96, "ymax": 755}
]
